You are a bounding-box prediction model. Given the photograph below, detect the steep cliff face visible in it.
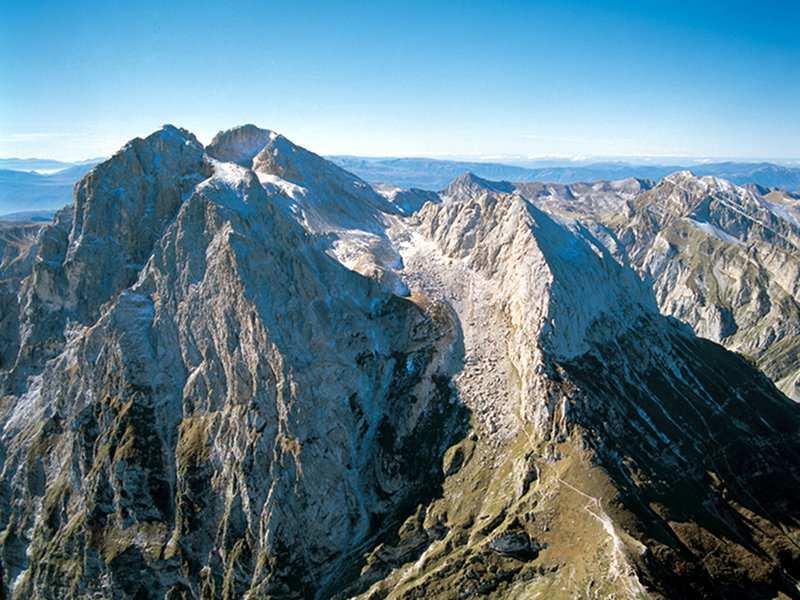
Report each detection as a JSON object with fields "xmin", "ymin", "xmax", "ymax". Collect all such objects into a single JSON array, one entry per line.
[
  {"xmin": 0, "ymin": 219, "xmax": 43, "ymax": 369},
  {"xmin": 4, "ymin": 126, "xmax": 208, "ymax": 392},
  {"xmin": 210, "ymin": 125, "xmax": 407, "ymax": 296},
  {"xmin": 607, "ymin": 172, "xmax": 800, "ymax": 400},
  {"xmin": 0, "ymin": 154, "xmax": 466, "ymax": 599},
  {"xmin": 205, "ymin": 124, "xmax": 276, "ymax": 167},
  {"xmin": 250, "ymin": 130, "xmax": 400, "ymax": 234},
  {"xmin": 1, "ymin": 128, "xmax": 800, "ymax": 600},
  {"xmin": 513, "ymin": 171, "xmax": 800, "ymax": 401},
  {"xmin": 0, "ymin": 221, "xmax": 41, "ymax": 277},
  {"xmin": 395, "ymin": 184, "xmax": 654, "ymax": 438}
]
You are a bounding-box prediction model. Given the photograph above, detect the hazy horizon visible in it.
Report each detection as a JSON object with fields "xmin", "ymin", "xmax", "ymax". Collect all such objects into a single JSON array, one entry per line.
[
  {"xmin": 2, "ymin": 144, "xmax": 800, "ymax": 168},
  {"xmin": 2, "ymin": 138, "xmax": 798, "ymax": 171}
]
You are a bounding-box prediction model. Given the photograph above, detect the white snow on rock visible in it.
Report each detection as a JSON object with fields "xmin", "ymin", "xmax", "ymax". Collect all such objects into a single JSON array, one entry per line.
[{"xmin": 685, "ymin": 217, "xmax": 745, "ymax": 246}]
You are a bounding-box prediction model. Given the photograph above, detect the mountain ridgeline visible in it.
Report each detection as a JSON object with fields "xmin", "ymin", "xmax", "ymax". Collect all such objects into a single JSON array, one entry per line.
[
  {"xmin": 4, "ymin": 153, "xmax": 800, "ymax": 219},
  {"xmin": 1, "ymin": 125, "xmax": 800, "ymax": 600},
  {"xmin": 330, "ymin": 156, "xmax": 800, "ymax": 192}
]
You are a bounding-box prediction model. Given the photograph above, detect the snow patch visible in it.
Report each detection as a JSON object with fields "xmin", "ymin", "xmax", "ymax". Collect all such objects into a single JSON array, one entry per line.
[
  {"xmin": 257, "ymin": 172, "xmax": 307, "ymax": 200},
  {"xmin": 686, "ymin": 218, "xmax": 744, "ymax": 246},
  {"xmin": 4, "ymin": 374, "xmax": 45, "ymax": 433},
  {"xmin": 764, "ymin": 199, "xmax": 800, "ymax": 228}
]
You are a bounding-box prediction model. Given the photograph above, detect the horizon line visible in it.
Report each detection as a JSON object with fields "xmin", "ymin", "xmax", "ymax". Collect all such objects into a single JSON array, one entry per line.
[{"xmin": 2, "ymin": 152, "xmax": 800, "ymax": 166}]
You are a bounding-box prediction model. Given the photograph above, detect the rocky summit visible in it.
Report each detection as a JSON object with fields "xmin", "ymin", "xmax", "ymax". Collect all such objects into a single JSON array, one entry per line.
[{"xmin": 1, "ymin": 125, "xmax": 800, "ymax": 600}]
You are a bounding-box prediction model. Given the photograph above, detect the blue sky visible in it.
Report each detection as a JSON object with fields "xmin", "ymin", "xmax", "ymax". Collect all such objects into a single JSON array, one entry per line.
[{"xmin": 1, "ymin": 0, "xmax": 798, "ymax": 161}]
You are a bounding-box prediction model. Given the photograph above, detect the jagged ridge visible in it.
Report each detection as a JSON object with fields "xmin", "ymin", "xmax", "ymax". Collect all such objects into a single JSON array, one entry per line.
[{"xmin": 1, "ymin": 127, "xmax": 800, "ymax": 600}]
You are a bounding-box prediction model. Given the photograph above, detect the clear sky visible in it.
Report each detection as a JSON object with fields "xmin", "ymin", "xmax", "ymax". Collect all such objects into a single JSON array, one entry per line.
[{"xmin": 1, "ymin": 0, "xmax": 798, "ymax": 161}]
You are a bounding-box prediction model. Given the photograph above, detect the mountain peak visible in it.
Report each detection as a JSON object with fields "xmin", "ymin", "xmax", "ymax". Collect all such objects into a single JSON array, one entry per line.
[
  {"xmin": 251, "ymin": 133, "xmax": 401, "ymax": 232},
  {"xmin": 206, "ymin": 124, "xmax": 277, "ymax": 167},
  {"xmin": 443, "ymin": 171, "xmax": 515, "ymax": 197},
  {"xmin": 111, "ymin": 124, "xmax": 202, "ymax": 161},
  {"xmin": 666, "ymin": 169, "xmax": 695, "ymax": 179},
  {"xmin": 157, "ymin": 124, "xmax": 201, "ymax": 145},
  {"xmin": 414, "ymin": 187, "xmax": 653, "ymax": 361},
  {"xmin": 252, "ymin": 132, "xmax": 344, "ymax": 184}
]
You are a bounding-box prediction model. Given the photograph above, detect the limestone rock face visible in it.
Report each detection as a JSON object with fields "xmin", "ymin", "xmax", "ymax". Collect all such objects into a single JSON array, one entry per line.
[
  {"xmin": 364, "ymin": 180, "xmax": 798, "ymax": 598},
  {"xmin": 608, "ymin": 172, "xmax": 800, "ymax": 400},
  {"xmin": 415, "ymin": 188, "xmax": 654, "ymax": 359},
  {"xmin": 361, "ymin": 178, "xmax": 800, "ymax": 600},
  {"xmin": 2, "ymin": 129, "xmax": 800, "ymax": 600},
  {"xmin": 513, "ymin": 171, "xmax": 800, "ymax": 401},
  {"xmin": 4, "ymin": 126, "xmax": 208, "ymax": 391},
  {"xmin": 0, "ymin": 135, "xmax": 465, "ymax": 600},
  {"xmin": 252, "ymin": 130, "xmax": 400, "ymax": 233},
  {"xmin": 0, "ymin": 219, "xmax": 43, "ymax": 369},
  {"xmin": 396, "ymin": 186, "xmax": 655, "ymax": 442},
  {"xmin": 65, "ymin": 125, "xmax": 208, "ymax": 321},
  {"xmin": 205, "ymin": 124, "xmax": 276, "ymax": 167},
  {"xmin": 0, "ymin": 220, "xmax": 41, "ymax": 277}
]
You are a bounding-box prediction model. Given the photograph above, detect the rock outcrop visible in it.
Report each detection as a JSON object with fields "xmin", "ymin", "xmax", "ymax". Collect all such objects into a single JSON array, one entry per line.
[
  {"xmin": 0, "ymin": 218, "xmax": 43, "ymax": 369},
  {"xmin": 0, "ymin": 149, "xmax": 466, "ymax": 599},
  {"xmin": 205, "ymin": 124, "xmax": 276, "ymax": 167},
  {"xmin": 368, "ymin": 181, "xmax": 800, "ymax": 598},
  {"xmin": 5, "ymin": 126, "xmax": 208, "ymax": 392},
  {"xmin": 610, "ymin": 172, "xmax": 800, "ymax": 400},
  {"xmin": 514, "ymin": 171, "xmax": 800, "ymax": 401}
]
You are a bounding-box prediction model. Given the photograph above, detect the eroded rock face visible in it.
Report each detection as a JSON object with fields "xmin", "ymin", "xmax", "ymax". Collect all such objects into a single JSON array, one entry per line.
[
  {"xmin": 0, "ymin": 143, "xmax": 467, "ymax": 599},
  {"xmin": 206, "ymin": 124, "xmax": 276, "ymax": 167},
  {"xmin": 252, "ymin": 131, "xmax": 400, "ymax": 233},
  {"xmin": 0, "ymin": 219, "xmax": 43, "ymax": 370},
  {"xmin": 2, "ymin": 128, "xmax": 800, "ymax": 600},
  {"xmin": 366, "ymin": 182, "xmax": 800, "ymax": 599},
  {"xmin": 396, "ymin": 186, "xmax": 655, "ymax": 443},
  {"xmin": 4, "ymin": 126, "xmax": 208, "ymax": 393},
  {"xmin": 512, "ymin": 171, "xmax": 800, "ymax": 401},
  {"xmin": 608, "ymin": 172, "xmax": 800, "ymax": 400}
]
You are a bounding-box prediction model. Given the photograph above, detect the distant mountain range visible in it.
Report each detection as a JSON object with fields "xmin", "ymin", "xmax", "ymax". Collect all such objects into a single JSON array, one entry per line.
[
  {"xmin": 0, "ymin": 210, "xmax": 56, "ymax": 222},
  {"xmin": 0, "ymin": 160, "xmax": 102, "ymax": 215},
  {"xmin": 0, "ymin": 157, "xmax": 104, "ymax": 172},
  {"xmin": 2, "ymin": 154, "xmax": 800, "ymax": 219},
  {"xmin": 330, "ymin": 156, "xmax": 800, "ymax": 191}
]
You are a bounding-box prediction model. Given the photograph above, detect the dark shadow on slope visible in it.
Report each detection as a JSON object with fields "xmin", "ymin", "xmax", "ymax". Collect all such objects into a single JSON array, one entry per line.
[
  {"xmin": 322, "ymin": 298, "xmax": 471, "ymax": 600},
  {"xmin": 560, "ymin": 316, "xmax": 800, "ymax": 599}
]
